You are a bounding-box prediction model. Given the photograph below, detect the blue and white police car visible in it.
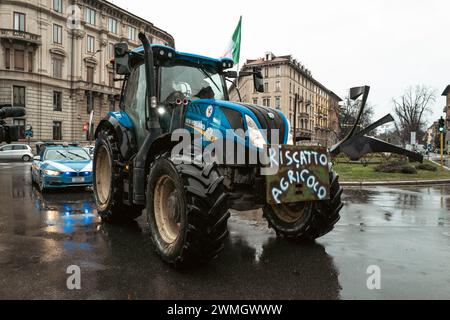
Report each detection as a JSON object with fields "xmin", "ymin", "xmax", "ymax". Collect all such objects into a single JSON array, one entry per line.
[{"xmin": 31, "ymin": 143, "xmax": 93, "ymax": 191}]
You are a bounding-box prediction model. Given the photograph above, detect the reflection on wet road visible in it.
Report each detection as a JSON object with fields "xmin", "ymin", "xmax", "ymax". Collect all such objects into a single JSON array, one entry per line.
[{"xmin": 0, "ymin": 163, "xmax": 449, "ymax": 299}]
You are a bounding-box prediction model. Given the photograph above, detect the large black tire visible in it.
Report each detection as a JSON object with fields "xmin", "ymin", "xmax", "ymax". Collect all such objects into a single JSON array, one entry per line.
[
  {"xmin": 263, "ymin": 171, "xmax": 343, "ymax": 241},
  {"xmin": 93, "ymin": 129, "xmax": 143, "ymax": 222},
  {"xmin": 147, "ymin": 155, "xmax": 230, "ymax": 268}
]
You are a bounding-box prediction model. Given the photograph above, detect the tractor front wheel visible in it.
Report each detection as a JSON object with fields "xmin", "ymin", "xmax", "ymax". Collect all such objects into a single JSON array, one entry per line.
[
  {"xmin": 147, "ymin": 155, "xmax": 230, "ymax": 268},
  {"xmin": 93, "ymin": 129, "xmax": 143, "ymax": 222},
  {"xmin": 263, "ymin": 171, "xmax": 343, "ymax": 241}
]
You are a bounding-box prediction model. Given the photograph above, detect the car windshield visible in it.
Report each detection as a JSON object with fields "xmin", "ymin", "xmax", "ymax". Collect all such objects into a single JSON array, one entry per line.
[
  {"xmin": 44, "ymin": 148, "xmax": 90, "ymax": 161},
  {"xmin": 160, "ymin": 63, "xmax": 226, "ymax": 102}
]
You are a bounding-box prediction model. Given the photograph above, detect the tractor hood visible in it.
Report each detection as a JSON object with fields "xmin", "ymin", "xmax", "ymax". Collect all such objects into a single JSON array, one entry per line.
[{"xmin": 185, "ymin": 99, "xmax": 289, "ymax": 148}]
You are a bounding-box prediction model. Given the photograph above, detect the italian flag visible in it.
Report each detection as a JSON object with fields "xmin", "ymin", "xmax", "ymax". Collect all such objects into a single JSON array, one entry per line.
[{"xmin": 223, "ymin": 16, "xmax": 242, "ymax": 65}]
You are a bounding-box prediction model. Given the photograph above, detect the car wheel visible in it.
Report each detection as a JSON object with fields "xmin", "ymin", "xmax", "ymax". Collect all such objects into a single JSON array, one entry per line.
[{"xmin": 22, "ymin": 155, "xmax": 31, "ymax": 162}]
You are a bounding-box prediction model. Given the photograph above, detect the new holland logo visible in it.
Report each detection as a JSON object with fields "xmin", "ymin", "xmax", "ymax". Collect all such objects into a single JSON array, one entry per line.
[
  {"xmin": 206, "ymin": 105, "xmax": 214, "ymax": 118},
  {"xmin": 268, "ymin": 112, "xmax": 275, "ymax": 120}
]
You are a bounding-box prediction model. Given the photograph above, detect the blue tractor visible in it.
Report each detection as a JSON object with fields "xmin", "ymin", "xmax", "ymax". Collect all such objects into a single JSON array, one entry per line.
[{"xmin": 93, "ymin": 33, "xmax": 421, "ymax": 267}]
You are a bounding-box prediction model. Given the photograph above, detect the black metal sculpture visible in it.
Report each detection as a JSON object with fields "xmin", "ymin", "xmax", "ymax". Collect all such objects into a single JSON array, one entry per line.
[{"xmin": 330, "ymin": 86, "xmax": 423, "ymax": 163}]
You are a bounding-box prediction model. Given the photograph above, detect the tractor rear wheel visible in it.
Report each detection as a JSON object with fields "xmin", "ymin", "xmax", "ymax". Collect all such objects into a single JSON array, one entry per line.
[
  {"xmin": 263, "ymin": 171, "xmax": 343, "ymax": 241},
  {"xmin": 147, "ymin": 155, "xmax": 230, "ymax": 268},
  {"xmin": 93, "ymin": 129, "xmax": 143, "ymax": 222}
]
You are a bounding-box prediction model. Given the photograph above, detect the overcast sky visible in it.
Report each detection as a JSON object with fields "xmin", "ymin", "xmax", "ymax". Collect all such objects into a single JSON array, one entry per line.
[{"xmin": 113, "ymin": 0, "xmax": 449, "ymax": 125}]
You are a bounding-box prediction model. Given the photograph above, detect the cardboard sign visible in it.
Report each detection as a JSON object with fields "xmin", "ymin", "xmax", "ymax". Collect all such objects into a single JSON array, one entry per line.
[{"xmin": 266, "ymin": 145, "xmax": 331, "ymax": 205}]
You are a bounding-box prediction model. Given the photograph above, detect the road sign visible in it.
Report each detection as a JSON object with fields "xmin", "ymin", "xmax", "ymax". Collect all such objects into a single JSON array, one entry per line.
[{"xmin": 410, "ymin": 132, "xmax": 416, "ymax": 145}]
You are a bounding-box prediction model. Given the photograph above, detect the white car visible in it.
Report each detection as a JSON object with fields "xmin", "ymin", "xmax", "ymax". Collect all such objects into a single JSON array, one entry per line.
[{"xmin": 0, "ymin": 144, "xmax": 34, "ymax": 162}]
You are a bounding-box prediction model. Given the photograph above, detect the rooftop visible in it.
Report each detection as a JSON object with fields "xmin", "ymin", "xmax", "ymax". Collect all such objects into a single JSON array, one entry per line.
[{"xmin": 442, "ymin": 85, "xmax": 450, "ymax": 96}]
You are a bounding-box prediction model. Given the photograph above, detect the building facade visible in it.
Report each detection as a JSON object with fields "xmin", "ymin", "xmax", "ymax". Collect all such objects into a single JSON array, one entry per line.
[
  {"xmin": 0, "ymin": 0, "xmax": 174, "ymax": 143},
  {"xmin": 229, "ymin": 52, "xmax": 341, "ymax": 147}
]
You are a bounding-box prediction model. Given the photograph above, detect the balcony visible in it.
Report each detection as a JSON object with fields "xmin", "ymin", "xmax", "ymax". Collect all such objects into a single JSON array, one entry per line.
[
  {"xmin": 293, "ymin": 129, "xmax": 313, "ymax": 139},
  {"xmin": 0, "ymin": 29, "xmax": 42, "ymax": 47},
  {"xmin": 299, "ymin": 112, "xmax": 309, "ymax": 119}
]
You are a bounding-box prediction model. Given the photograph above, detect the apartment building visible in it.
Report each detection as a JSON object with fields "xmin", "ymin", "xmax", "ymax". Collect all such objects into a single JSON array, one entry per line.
[
  {"xmin": 229, "ymin": 52, "xmax": 341, "ymax": 147},
  {"xmin": 0, "ymin": 0, "xmax": 174, "ymax": 142}
]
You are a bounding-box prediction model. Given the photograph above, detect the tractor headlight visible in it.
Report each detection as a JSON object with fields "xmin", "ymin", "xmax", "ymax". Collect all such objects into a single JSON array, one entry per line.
[
  {"xmin": 287, "ymin": 119, "xmax": 294, "ymax": 145},
  {"xmin": 44, "ymin": 169, "xmax": 61, "ymax": 176},
  {"xmin": 245, "ymin": 115, "xmax": 267, "ymax": 149}
]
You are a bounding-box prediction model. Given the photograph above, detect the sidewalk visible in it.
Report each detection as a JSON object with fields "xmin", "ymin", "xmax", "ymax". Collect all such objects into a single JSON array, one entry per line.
[{"xmin": 341, "ymin": 179, "xmax": 450, "ymax": 187}]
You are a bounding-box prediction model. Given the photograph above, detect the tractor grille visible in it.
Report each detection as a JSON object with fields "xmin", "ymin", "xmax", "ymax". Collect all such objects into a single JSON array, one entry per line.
[{"xmin": 238, "ymin": 103, "xmax": 286, "ymax": 145}]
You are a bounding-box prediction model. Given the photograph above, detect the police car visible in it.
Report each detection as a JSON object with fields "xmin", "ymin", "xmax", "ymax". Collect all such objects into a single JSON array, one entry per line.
[{"xmin": 31, "ymin": 143, "xmax": 93, "ymax": 191}]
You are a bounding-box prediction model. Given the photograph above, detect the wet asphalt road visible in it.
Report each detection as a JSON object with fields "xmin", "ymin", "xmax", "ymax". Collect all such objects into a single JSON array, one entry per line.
[{"xmin": 1, "ymin": 163, "xmax": 450, "ymax": 300}]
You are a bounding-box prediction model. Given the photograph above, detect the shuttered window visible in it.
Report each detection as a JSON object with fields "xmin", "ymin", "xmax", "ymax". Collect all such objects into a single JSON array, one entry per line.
[
  {"xmin": 14, "ymin": 50, "xmax": 24, "ymax": 71},
  {"xmin": 87, "ymin": 66, "xmax": 94, "ymax": 83},
  {"xmin": 5, "ymin": 48, "xmax": 10, "ymax": 69}
]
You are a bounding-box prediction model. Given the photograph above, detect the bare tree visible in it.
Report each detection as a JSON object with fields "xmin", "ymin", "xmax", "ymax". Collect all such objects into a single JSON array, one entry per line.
[
  {"xmin": 393, "ymin": 85, "xmax": 436, "ymax": 145},
  {"xmin": 338, "ymin": 97, "xmax": 374, "ymax": 139}
]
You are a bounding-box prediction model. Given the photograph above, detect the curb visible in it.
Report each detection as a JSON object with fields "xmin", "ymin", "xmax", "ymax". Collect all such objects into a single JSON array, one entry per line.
[{"xmin": 341, "ymin": 179, "xmax": 450, "ymax": 187}]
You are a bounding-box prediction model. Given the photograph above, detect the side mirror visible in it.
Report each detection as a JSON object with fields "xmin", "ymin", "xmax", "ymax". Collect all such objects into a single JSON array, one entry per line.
[
  {"xmin": 114, "ymin": 43, "xmax": 131, "ymax": 75},
  {"xmin": 224, "ymin": 71, "xmax": 238, "ymax": 79},
  {"xmin": 33, "ymin": 156, "xmax": 40, "ymax": 161},
  {"xmin": 253, "ymin": 67, "xmax": 264, "ymax": 93}
]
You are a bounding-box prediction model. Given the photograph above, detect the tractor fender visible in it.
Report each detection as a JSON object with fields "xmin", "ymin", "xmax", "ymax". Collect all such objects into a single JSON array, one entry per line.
[
  {"xmin": 95, "ymin": 113, "xmax": 137, "ymax": 160},
  {"xmin": 132, "ymin": 132, "xmax": 180, "ymax": 206}
]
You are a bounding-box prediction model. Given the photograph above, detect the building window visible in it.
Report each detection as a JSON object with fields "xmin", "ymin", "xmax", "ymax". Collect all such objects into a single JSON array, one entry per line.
[
  {"xmin": 53, "ymin": 0, "xmax": 62, "ymax": 13},
  {"xmin": 264, "ymin": 82, "xmax": 269, "ymax": 93},
  {"xmin": 87, "ymin": 66, "xmax": 94, "ymax": 83},
  {"xmin": 264, "ymin": 67, "xmax": 269, "ymax": 78},
  {"xmin": 85, "ymin": 7, "xmax": 96, "ymax": 25},
  {"xmin": 253, "ymin": 98, "xmax": 258, "ymax": 105},
  {"xmin": 53, "ymin": 121, "xmax": 62, "ymax": 141},
  {"xmin": 108, "ymin": 43, "xmax": 115, "ymax": 58},
  {"xmin": 109, "ymin": 72, "xmax": 114, "ymax": 87},
  {"xmin": 13, "ymin": 119, "xmax": 25, "ymax": 139},
  {"xmin": 53, "ymin": 24, "xmax": 63, "ymax": 44},
  {"xmin": 13, "ymin": 12, "xmax": 25, "ymax": 31},
  {"xmin": 128, "ymin": 26, "xmax": 137, "ymax": 41},
  {"xmin": 53, "ymin": 91, "xmax": 62, "ymax": 111},
  {"xmin": 276, "ymin": 81, "xmax": 281, "ymax": 92},
  {"xmin": 5, "ymin": 48, "xmax": 10, "ymax": 69},
  {"xmin": 14, "ymin": 50, "xmax": 24, "ymax": 71},
  {"xmin": 108, "ymin": 18, "xmax": 117, "ymax": 34},
  {"xmin": 275, "ymin": 97, "xmax": 281, "ymax": 109},
  {"xmin": 13, "ymin": 86, "xmax": 25, "ymax": 107},
  {"xmin": 52, "ymin": 57, "xmax": 63, "ymax": 78},
  {"xmin": 87, "ymin": 35, "xmax": 95, "ymax": 53},
  {"xmin": 28, "ymin": 52, "xmax": 33, "ymax": 72},
  {"xmin": 276, "ymin": 66, "xmax": 281, "ymax": 77},
  {"xmin": 109, "ymin": 96, "xmax": 115, "ymax": 111}
]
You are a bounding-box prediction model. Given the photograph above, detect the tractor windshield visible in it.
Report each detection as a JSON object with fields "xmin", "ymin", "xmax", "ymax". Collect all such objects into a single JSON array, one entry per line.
[{"xmin": 160, "ymin": 64, "xmax": 227, "ymax": 103}]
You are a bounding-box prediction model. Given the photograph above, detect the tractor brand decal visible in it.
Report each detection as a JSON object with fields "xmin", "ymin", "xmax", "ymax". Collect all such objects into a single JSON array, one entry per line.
[
  {"xmin": 185, "ymin": 119, "xmax": 217, "ymax": 142},
  {"xmin": 186, "ymin": 118, "xmax": 206, "ymax": 131},
  {"xmin": 266, "ymin": 145, "xmax": 330, "ymax": 205},
  {"xmin": 206, "ymin": 105, "xmax": 214, "ymax": 118}
]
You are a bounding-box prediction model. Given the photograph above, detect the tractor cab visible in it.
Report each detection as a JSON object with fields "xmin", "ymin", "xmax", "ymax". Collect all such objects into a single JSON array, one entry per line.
[{"xmin": 113, "ymin": 42, "xmax": 263, "ymax": 147}]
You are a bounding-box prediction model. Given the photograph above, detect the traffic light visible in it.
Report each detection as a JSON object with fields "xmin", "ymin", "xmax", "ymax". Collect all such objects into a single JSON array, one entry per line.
[{"xmin": 438, "ymin": 117, "xmax": 445, "ymax": 133}]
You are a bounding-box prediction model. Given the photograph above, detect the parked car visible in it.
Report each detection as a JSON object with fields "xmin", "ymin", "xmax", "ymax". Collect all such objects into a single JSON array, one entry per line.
[
  {"xmin": 31, "ymin": 143, "xmax": 93, "ymax": 192},
  {"xmin": 83, "ymin": 145, "xmax": 95, "ymax": 157},
  {"xmin": 0, "ymin": 144, "xmax": 33, "ymax": 162}
]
